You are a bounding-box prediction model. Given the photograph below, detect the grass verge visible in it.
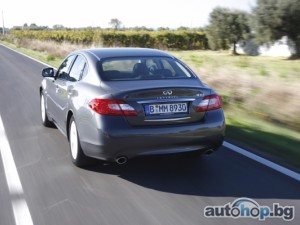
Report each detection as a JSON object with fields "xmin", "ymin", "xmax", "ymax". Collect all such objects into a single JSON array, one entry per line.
[
  {"xmin": 0, "ymin": 40, "xmax": 63, "ymax": 67},
  {"xmin": 225, "ymin": 111, "xmax": 300, "ymax": 171}
]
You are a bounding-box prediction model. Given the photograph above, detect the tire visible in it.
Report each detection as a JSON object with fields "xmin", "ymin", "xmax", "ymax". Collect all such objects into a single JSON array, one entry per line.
[
  {"xmin": 40, "ymin": 92, "xmax": 54, "ymax": 127},
  {"xmin": 69, "ymin": 116, "xmax": 90, "ymax": 167}
]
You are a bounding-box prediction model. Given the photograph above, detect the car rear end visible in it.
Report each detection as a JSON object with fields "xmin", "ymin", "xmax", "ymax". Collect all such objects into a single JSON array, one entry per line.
[{"xmin": 79, "ymin": 51, "xmax": 225, "ymax": 162}]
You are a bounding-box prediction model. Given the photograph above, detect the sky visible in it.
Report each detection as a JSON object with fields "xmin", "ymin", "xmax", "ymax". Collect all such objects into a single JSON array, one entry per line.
[{"xmin": 1, "ymin": 0, "xmax": 256, "ymax": 29}]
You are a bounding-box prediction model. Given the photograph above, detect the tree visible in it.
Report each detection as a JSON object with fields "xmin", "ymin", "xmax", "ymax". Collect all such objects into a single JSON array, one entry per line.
[
  {"xmin": 206, "ymin": 7, "xmax": 251, "ymax": 54},
  {"xmin": 157, "ymin": 27, "xmax": 170, "ymax": 31},
  {"xmin": 109, "ymin": 18, "xmax": 122, "ymax": 30},
  {"xmin": 253, "ymin": 0, "xmax": 300, "ymax": 58},
  {"xmin": 23, "ymin": 23, "xmax": 28, "ymax": 30},
  {"xmin": 177, "ymin": 26, "xmax": 189, "ymax": 31},
  {"xmin": 29, "ymin": 23, "xmax": 38, "ymax": 29},
  {"xmin": 53, "ymin": 24, "xmax": 65, "ymax": 30}
]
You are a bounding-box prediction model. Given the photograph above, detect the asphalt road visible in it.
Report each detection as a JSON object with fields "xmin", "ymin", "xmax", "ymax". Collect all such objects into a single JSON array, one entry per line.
[{"xmin": 0, "ymin": 44, "xmax": 299, "ymax": 225}]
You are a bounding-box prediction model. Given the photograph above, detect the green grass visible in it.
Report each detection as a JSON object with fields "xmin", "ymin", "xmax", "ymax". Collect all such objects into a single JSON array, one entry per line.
[{"xmin": 225, "ymin": 111, "xmax": 300, "ymax": 170}]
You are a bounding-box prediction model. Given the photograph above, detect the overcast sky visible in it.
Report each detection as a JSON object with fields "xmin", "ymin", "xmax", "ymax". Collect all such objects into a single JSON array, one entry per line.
[{"xmin": 1, "ymin": 0, "xmax": 256, "ymax": 29}]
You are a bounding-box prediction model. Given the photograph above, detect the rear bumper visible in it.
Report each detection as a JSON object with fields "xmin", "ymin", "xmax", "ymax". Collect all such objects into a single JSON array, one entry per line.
[{"xmin": 79, "ymin": 109, "xmax": 225, "ymax": 161}]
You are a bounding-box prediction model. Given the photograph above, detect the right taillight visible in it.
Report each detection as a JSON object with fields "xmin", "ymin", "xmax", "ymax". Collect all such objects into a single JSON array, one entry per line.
[
  {"xmin": 88, "ymin": 99, "xmax": 138, "ymax": 116},
  {"xmin": 196, "ymin": 94, "xmax": 222, "ymax": 112}
]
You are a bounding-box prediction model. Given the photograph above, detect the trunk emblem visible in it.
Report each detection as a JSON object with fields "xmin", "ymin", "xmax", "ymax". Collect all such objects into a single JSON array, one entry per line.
[{"xmin": 163, "ymin": 90, "xmax": 172, "ymax": 95}]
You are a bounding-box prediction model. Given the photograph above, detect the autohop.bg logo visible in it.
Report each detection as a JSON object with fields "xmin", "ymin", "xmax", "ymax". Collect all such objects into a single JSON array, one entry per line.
[{"xmin": 204, "ymin": 198, "xmax": 294, "ymax": 221}]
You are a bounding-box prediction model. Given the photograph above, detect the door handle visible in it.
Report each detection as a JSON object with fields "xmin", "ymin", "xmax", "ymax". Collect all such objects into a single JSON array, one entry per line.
[
  {"xmin": 67, "ymin": 89, "xmax": 74, "ymax": 97},
  {"xmin": 67, "ymin": 86, "xmax": 74, "ymax": 97}
]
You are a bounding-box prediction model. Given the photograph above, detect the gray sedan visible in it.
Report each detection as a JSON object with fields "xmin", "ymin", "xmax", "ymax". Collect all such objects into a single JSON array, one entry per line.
[{"xmin": 40, "ymin": 48, "xmax": 225, "ymax": 167}]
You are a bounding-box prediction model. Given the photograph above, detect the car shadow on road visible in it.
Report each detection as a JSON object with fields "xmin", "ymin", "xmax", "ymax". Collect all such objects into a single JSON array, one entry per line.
[{"xmin": 85, "ymin": 148, "xmax": 300, "ymax": 200}]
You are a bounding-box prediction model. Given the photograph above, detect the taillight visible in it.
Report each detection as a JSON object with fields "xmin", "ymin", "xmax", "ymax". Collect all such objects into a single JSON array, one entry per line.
[
  {"xmin": 196, "ymin": 94, "xmax": 222, "ymax": 112},
  {"xmin": 88, "ymin": 99, "xmax": 138, "ymax": 116}
]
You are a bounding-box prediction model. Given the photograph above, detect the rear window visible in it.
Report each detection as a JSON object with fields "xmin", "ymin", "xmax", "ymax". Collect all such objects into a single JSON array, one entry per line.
[{"xmin": 100, "ymin": 57, "xmax": 195, "ymax": 81}]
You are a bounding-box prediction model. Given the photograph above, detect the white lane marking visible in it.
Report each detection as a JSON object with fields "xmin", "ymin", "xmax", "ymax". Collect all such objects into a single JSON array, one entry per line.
[
  {"xmin": 0, "ymin": 115, "xmax": 34, "ymax": 225},
  {"xmin": 1, "ymin": 43, "xmax": 299, "ymax": 182},
  {"xmin": 223, "ymin": 141, "xmax": 300, "ymax": 182}
]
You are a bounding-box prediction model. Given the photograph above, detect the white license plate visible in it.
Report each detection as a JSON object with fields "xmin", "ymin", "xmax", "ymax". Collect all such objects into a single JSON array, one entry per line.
[{"xmin": 145, "ymin": 103, "xmax": 188, "ymax": 115}]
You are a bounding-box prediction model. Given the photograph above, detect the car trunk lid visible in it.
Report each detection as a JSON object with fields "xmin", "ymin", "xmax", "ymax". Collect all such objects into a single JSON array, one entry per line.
[{"xmin": 100, "ymin": 80, "xmax": 212, "ymax": 126}]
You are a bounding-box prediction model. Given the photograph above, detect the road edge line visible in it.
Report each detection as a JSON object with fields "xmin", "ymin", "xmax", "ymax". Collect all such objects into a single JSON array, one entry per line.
[
  {"xmin": 0, "ymin": 115, "xmax": 34, "ymax": 225},
  {"xmin": 223, "ymin": 141, "xmax": 300, "ymax": 181}
]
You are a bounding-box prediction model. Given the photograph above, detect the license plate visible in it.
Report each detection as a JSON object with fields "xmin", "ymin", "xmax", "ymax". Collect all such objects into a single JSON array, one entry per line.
[{"xmin": 145, "ymin": 103, "xmax": 188, "ymax": 115}]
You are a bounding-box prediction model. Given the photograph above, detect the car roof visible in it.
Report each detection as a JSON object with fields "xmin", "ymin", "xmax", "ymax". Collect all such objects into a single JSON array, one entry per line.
[{"xmin": 79, "ymin": 48, "xmax": 175, "ymax": 60}]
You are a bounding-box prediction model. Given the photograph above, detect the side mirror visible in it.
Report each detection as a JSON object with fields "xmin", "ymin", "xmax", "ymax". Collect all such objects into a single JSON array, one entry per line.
[{"xmin": 42, "ymin": 68, "xmax": 55, "ymax": 77}]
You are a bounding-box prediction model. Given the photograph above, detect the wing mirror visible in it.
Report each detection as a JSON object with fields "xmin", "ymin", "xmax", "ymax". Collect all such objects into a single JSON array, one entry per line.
[{"xmin": 42, "ymin": 68, "xmax": 55, "ymax": 77}]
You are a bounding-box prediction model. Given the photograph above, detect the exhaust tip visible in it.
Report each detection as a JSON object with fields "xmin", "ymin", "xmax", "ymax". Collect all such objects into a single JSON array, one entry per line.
[{"xmin": 115, "ymin": 156, "xmax": 128, "ymax": 165}]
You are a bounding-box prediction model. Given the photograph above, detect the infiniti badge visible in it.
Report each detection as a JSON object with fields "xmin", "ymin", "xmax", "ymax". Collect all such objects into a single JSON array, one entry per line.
[{"xmin": 163, "ymin": 90, "xmax": 172, "ymax": 95}]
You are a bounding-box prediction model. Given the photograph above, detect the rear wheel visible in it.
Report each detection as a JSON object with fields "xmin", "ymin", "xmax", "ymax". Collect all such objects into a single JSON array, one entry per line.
[
  {"xmin": 69, "ymin": 116, "xmax": 90, "ymax": 167},
  {"xmin": 40, "ymin": 92, "xmax": 54, "ymax": 127}
]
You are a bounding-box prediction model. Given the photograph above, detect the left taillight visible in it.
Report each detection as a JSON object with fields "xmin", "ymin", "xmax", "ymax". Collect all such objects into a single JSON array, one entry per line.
[
  {"xmin": 196, "ymin": 94, "xmax": 222, "ymax": 112},
  {"xmin": 88, "ymin": 99, "xmax": 138, "ymax": 116}
]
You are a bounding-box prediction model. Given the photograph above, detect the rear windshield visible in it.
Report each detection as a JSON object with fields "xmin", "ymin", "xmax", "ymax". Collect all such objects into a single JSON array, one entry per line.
[{"xmin": 100, "ymin": 57, "xmax": 195, "ymax": 81}]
